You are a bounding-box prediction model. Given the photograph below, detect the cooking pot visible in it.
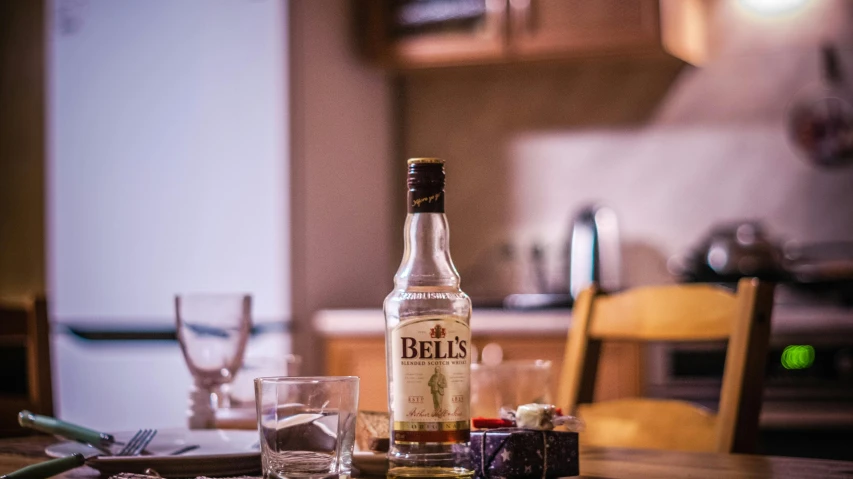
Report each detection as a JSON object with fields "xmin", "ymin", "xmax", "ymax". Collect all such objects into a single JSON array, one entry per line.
[{"xmin": 675, "ymin": 222, "xmax": 787, "ymax": 282}]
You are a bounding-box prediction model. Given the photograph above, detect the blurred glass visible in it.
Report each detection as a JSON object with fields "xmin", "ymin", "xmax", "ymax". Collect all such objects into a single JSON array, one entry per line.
[
  {"xmin": 255, "ymin": 376, "xmax": 359, "ymax": 479},
  {"xmin": 229, "ymin": 353, "xmax": 302, "ymax": 406},
  {"xmin": 176, "ymin": 293, "xmax": 252, "ymax": 429},
  {"xmin": 471, "ymin": 360, "xmax": 552, "ymax": 418}
]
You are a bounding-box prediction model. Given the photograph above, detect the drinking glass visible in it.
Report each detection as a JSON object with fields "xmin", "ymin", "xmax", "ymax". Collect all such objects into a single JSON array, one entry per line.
[
  {"xmin": 255, "ymin": 376, "xmax": 359, "ymax": 479},
  {"xmin": 176, "ymin": 293, "xmax": 252, "ymax": 429},
  {"xmin": 230, "ymin": 354, "xmax": 303, "ymax": 407},
  {"xmin": 470, "ymin": 360, "xmax": 552, "ymax": 418}
]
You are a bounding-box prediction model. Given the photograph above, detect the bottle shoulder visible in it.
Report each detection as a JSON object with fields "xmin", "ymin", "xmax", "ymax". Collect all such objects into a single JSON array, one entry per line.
[
  {"xmin": 384, "ymin": 288, "xmax": 471, "ymax": 329},
  {"xmin": 385, "ymin": 284, "xmax": 469, "ymax": 300}
]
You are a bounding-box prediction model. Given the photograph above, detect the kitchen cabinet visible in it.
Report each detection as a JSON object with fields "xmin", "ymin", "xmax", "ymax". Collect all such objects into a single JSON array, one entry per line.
[
  {"xmin": 358, "ymin": 0, "xmax": 666, "ymax": 69},
  {"xmin": 358, "ymin": 0, "xmax": 506, "ymax": 68},
  {"xmin": 325, "ymin": 333, "xmax": 642, "ymax": 412},
  {"xmin": 508, "ymin": 0, "xmax": 660, "ymax": 60},
  {"xmin": 326, "ymin": 337, "xmax": 391, "ymax": 412}
]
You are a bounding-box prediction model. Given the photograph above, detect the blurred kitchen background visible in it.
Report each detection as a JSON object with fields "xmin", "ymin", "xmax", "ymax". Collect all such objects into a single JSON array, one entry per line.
[{"xmin": 2, "ymin": 0, "xmax": 852, "ymax": 460}]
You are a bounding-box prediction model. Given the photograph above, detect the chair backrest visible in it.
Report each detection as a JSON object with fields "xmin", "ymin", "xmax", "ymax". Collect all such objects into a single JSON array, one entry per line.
[
  {"xmin": 0, "ymin": 296, "xmax": 52, "ymax": 436},
  {"xmin": 557, "ymin": 278, "xmax": 774, "ymax": 454}
]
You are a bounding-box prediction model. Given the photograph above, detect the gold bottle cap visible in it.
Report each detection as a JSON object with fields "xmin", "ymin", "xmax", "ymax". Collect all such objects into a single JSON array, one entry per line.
[{"xmin": 407, "ymin": 158, "xmax": 444, "ymax": 165}]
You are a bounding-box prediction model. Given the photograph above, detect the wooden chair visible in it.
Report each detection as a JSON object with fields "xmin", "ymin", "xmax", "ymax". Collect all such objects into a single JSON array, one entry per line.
[
  {"xmin": 557, "ymin": 278, "xmax": 774, "ymax": 454},
  {"xmin": 0, "ymin": 296, "xmax": 52, "ymax": 436}
]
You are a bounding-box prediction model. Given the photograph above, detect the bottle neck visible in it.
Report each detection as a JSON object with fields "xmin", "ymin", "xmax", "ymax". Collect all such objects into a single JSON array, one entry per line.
[{"xmin": 394, "ymin": 213, "xmax": 460, "ymax": 288}]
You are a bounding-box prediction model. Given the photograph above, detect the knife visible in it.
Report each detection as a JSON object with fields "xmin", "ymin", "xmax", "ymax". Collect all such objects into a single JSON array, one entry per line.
[
  {"xmin": 17, "ymin": 411, "xmax": 114, "ymax": 453},
  {"xmin": 0, "ymin": 454, "xmax": 85, "ymax": 479}
]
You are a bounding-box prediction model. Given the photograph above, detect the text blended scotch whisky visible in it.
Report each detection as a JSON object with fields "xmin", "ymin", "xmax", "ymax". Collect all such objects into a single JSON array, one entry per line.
[{"xmin": 384, "ymin": 158, "xmax": 473, "ymax": 478}]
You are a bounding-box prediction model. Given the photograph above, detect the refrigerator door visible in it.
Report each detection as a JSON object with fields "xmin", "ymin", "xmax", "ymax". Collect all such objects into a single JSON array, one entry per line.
[
  {"xmin": 51, "ymin": 326, "xmax": 291, "ymax": 431},
  {"xmin": 47, "ymin": 0, "xmax": 290, "ymax": 325},
  {"xmin": 47, "ymin": 0, "xmax": 291, "ymax": 424},
  {"xmin": 51, "ymin": 332, "xmax": 191, "ymax": 431}
]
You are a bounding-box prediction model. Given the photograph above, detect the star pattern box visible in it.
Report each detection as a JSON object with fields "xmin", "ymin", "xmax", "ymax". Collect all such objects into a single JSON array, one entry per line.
[{"xmin": 470, "ymin": 428, "xmax": 579, "ymax": 478}]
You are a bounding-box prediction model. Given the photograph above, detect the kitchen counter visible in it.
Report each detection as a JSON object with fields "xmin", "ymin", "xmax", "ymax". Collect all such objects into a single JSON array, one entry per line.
[
  {"xmin": 315, "ymin": 304, "xmax": 853, "ymax": 433},
  {"xmin": 315, "ymin": 307, "xmax": 642, "ymax": 411},
  {"xmin": 312, "ymin": 305, "xmax": 853, "ymax": 338},
  {"xmin": 313, "ymin": 308, "xmax": 571, "ymax": 337}
]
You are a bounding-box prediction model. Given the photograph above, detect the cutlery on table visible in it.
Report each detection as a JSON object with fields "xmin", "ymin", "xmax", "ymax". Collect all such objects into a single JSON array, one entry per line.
[
  {"xmin": 18, "ymin": 411, "xmax": 159, "ymax": 456},
  {"xmin": 0, "ymin": 453, "xmax": 85, "ymax": 479},
  {"xmin": 0, "ymin": 429, "xmax": 157, "ymax": 479},
  {"xmin": 165, "ymin": 444, "xmax": 200, "ymax": 456},
  {"xmin": 18, "ymin": 411, "xmax": 116, "ymax": 453}
]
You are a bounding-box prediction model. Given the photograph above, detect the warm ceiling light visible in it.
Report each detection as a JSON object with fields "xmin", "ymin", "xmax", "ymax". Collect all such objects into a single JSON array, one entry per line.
[{"xmin": 738, "ymin": 0, "xmax": 812, "ymax": 16}]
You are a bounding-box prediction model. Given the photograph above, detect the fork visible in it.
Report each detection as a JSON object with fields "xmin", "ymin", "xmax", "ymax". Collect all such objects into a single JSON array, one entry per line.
[
  {"xmin": 18, "ymin": 411, "xmax": 157, "ymax": 456},
  {"xmin": 0, "ymin": 429, "xmax": 158, "ymax": 479},
  {"xmin": 115, "ymin": 428, "xmax": 158, "ymax": 456}
]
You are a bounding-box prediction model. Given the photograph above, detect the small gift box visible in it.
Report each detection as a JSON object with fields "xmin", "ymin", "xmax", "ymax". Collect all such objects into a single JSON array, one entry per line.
[{"xmin": 470, "ymin": 428, "xmax": 579, "ymax": 479}]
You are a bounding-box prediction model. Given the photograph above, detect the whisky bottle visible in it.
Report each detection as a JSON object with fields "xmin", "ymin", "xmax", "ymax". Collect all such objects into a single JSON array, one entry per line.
[{"xmin": 384, "ymin": 158, "xmax": 473, "ymax": 478}]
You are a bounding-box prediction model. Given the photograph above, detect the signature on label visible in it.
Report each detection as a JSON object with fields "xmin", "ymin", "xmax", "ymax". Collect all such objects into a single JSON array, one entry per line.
[
  {"xmin": 407, "ymin": 406, "xmax": 464, "ymax": 420},
  {"xmin": 413, "ymin": 192, "xmax": 442, "ymax": 207}
]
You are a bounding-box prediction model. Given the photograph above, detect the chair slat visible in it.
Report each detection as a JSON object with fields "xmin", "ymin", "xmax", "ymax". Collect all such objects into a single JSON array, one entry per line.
[
  {"xmin": 0, "ymin": 296, "xmax": 52, "ymax": 437},
  {"xmin": 715, "ymin": 279, "xmax": 774, "ymax": 453},
  {"xmin": 0, "ymin": 310, "xmax": 28, "ymax": 336},
  {"xmin": 588, "ymin": 284, "xmax": 736, "ymax": 341}
]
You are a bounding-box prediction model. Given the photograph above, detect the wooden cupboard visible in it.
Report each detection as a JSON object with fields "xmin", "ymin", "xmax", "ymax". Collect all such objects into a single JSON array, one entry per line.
[
  {"xmin": 325, "ymin": 333, "xmax": 642, "ymax": 412},
  {"xmin": 507, "ymin": 0, "xmax": 660, "ymax": 60},
  {"xmin": 357, "ymin": 0, "xmax": 507, "ymax": 68},
  {"xmin": 357, "ymin": 0, "xmax": 678, "ymax": 69}
]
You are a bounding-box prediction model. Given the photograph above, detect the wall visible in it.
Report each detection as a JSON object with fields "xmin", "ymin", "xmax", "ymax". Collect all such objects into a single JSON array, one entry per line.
[
  {"xmin": 403, "ymin": 0, "xmax": 853, "ymax": 294},
  {"xmin": 0, "ymin": 0, "xmax": 46, "ymax": 301},
  {"xmin": 289, "ymin": 0, "xmax": 394, "ymax": 373}
]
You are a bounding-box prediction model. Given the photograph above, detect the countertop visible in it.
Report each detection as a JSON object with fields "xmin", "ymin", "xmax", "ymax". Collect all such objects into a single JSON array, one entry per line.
[
  {"xmin": 313, "ymin": 308, "xmax": 570, "ymax": 337},
  {"xmin": 313, "ymin": 305, "xmax": 853, "ymax": 338}
]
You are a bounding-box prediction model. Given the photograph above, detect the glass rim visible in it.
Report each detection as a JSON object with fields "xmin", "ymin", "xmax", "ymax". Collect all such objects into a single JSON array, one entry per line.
[
  {"xmin": 175, "ymin": 292, "xmax": 252, "ymax": 299},
  {"xmin": 254, "ymin": 375, "xmax": 359, "ymax": 384}
]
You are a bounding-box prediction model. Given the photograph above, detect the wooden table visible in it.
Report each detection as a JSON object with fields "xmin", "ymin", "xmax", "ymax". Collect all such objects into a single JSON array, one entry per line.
[{"xmin": 1, "ymin": 436, "xmax": 851, "ymax": 478}]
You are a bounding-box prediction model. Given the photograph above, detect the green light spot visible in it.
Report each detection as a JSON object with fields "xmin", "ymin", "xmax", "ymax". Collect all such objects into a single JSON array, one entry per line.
[{"xmin": 781, "ymin": 345, "xmax": 815, "ymax": 370}]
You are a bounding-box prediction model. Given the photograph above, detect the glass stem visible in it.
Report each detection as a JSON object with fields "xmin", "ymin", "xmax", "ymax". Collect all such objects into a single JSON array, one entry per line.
[
  {"xmin": 188, "ymin": 382, "xmax": 223, "ymax": 429},
  {"xmin": 210, "ymin": 384, "xmax": 230, "ymax": 409}
]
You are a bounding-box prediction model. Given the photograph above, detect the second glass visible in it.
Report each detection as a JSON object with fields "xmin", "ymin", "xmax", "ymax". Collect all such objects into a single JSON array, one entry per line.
[
  {"xmin": 255, "ymin": 376, "xmax": 359, "ymax": 479},
  {"xmin": 176, "ymin": 293, "xmax": 252, "ymax": 429},
  {"xmin": 470, "ymin": 360, "xmax": 553, "ymax": 418}
]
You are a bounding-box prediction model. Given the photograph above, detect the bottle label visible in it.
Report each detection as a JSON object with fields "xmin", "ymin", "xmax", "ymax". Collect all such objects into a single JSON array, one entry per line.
[{"xmin": 390, "ymin": 316, "xmax": 471, "ymax": 444}]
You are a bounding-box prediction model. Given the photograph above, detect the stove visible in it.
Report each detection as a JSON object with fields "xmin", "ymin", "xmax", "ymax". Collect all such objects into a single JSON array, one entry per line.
[{"xmin": 644, "ymin": 284, "xmax": 853, "ymax": 459}]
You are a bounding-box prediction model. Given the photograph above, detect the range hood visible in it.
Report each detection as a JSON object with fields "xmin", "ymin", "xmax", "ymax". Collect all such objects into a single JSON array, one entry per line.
[{"xmin": 658, "ymin": 0, "xmax": 853, "ymax": 125}]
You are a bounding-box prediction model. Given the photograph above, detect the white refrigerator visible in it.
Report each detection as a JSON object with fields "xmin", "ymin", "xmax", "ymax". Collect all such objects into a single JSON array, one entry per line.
[{"xmin": 47, "ymin": 0, "xmax": 290, "ymax": 431}]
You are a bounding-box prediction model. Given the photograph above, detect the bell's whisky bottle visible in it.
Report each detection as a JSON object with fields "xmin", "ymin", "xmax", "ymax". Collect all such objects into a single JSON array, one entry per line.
[{"xmin": 384, "ymin": 158, "xmax": 473, "ymax": 478}]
